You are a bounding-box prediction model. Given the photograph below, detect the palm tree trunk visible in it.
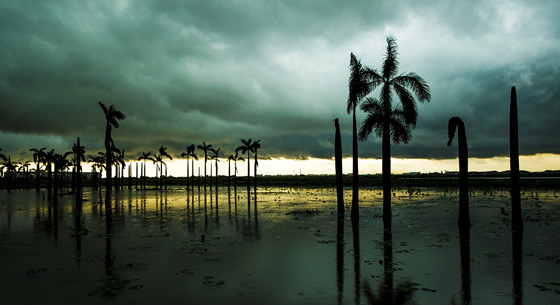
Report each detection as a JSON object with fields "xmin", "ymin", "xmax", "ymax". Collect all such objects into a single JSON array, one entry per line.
[
  {"xmin": 510, "ymin": 86, "xmax": 523, "ymax": 232},
  {"xmin": 228, "ymin": 160, "xmax": 231, "ymax": 193},
  {"xmin": 247, "ymin": 152, "xmax": 251, "ymax": 194},
  {"xmin": 351, "ymin": 107, "xmax": 359, "ymax": 222},
  {"xmin": 36, "ymin": 163, "xmax": 41, "ymax": 192},
  {"xmin": 105, "ymin": 123, "xmax": 112, "ymax": 194},
  {"xmin": 335, "ymin": 118, "xmax": 344, "ymax": 216},
  {"xmin": 253, "ymin": 151, "xmax": 257, "ymax": 196},
  {"xmin": 47, "ymin": 162, "xmax": 52, "ymax": 199},
  {"xmin": 457, "ymin": 121, "xmax": 470, "ymax": 233},
  {"xmin": 382, "ymin": 117, "xmax": 392, "ymax": 230},
  {"xmin": 204, "ymin": 156, "xmax": 207, "ymax": 192}
]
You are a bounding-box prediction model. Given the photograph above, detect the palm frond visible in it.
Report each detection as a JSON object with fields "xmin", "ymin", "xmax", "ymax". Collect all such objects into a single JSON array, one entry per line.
[
  {"xmin": 98, "ymin": 101, "xmax": 109, "ymax": 117},
  {"xmin": 392, "ymin": 82, "xmax": 418, "ymax": 126},
  {"xmin": 392, "ymin": 73, "xmax": 431, "ymax": 103},
  {"xmin": 382, "ymin": 35, "xmax": 399, "ymax": 80},
  {"xmin": 390, "ymin": 116, "xmax": 412, "ymax": 144}
]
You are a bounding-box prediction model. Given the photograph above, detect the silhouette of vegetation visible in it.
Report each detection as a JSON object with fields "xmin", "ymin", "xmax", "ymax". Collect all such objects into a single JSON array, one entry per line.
[
  {"xmin": 210, "ymin": 147, "xmax": 221, "ymax": 191},
  {"xmin": 181, "ymin": 144, "xmax": 197, "ymax": 194},
  {"xmin": 138, "ymin": 152, "xmax": 154, "ymax": 189},
  {"xmin": 334, "ymin": 118, "xmax": 344, "ymax": 216},
  {"xmin": 52, "ymin": 151, "xmax": 72, "ymax": 200},
  {"xmin": 99, "ymin": 102, "xmax": 126, "ymax": 194},
  {"xmin": 236, "ymin": 139, "xmax": 254, "ymax": 194},
  {"xmin": 347, "ymin": 52, "xmax": 370, "ymax": 222},
  {"xmin": 198, "ymin": 142, "xmax": 213, "ymax": 192},
  {"xmin": 357, "ymin": 36, "xmax": 431, "ymax": 230},
  {"xmin": 448, "ymin": 117, "xmax": 470, "ymax": 233},
  {"xmin": 30, "ymin": 147, "xmax": 47, "ymax": 192},
  {"xmin": 72, "ymin": 138, "xmax": 85, "ymax": 203},
  {"xmin": 44, "ymin": 149, "xmax": 55, "ymax": 199},
  {"xmin": 1, "ymin": 155, "xmax": 16, "ymax": 193},
  {"xmin": 510, "ymin": 86, "xmax": 523, "ymax": 233},
  {"xmin": 157, "ymin": 146, "xmax": 172, "ymax": 190},
  {"xmin": 228, "ymin": 152, "xmax": 243, "ymax": 195},
  {"xmin": 250, "ymin": 140, "xmax": 261, "ymax": 195}
]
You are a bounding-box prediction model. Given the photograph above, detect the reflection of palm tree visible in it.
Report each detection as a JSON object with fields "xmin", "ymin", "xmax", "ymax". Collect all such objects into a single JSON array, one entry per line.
[
  {"xmin": 99, "ymin": 102, "xmax": 126, "ymax": 194},
  {"xmin": 30, "ymin": 147, "xmax": 47, "ymax": 192},
  {"xmin": 459, "ymin": 229, "xmax": 472, "ymax": 305},
  {"xmin": 358, "ymin": 36, "xmax": 431, "ymax": 230},
  {"xmin": 197, "ymin": 142, "xmax": 213, "ymax": 192},
  {"xmin": 236, "ymin": 139, "xmax": 253, "ymax": 194},
  {"xmin": 250, "ymin": 140, "xmax": 261, "ymax": 195},
  {"xmin": 448, "ymin": 117, "xmax": 470, "ymax": 233},
  {"xmin": 336, "ymin": 219, "xmax": 344, "ymax": 305},
  {"xmin": 347, "ymin": 53, "xmax": 371, "ymax": 222},
  {"xmin": 362, "ymin": 229, "xmax": 418, "ymax": 305}
]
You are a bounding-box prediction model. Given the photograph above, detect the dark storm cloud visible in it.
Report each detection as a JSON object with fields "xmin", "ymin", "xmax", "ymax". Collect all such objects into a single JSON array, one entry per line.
[{"xmin": 0, "ymin": 0, "xmax": 558, "ymax": 162}]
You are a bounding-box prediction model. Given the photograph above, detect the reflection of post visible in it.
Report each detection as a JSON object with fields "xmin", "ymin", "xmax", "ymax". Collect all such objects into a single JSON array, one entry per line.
[
  {"xmin": 334, "ymin": 118, "xmax": 344, "ymax": 217},
  {"xmin": 74, "ymin": 207, "xmax": 83, "ymax": 267},
  {"xmin": 336, "ymin": 218, "xmax": 344, "ymax": 305},
  {"xmin": 383, "ymin": 229, "xmax": 393, "ymax": 304},
  {"xmin": 512, "ymin": 230, "xmax": 523, "ymax": 305},
  {"xmin": 459, "ymin": 229, "xmax": 471, "ymax": 305},
  {"xmin": 352, "ymin": 222, "xmax": 360, "ymax": 305}
]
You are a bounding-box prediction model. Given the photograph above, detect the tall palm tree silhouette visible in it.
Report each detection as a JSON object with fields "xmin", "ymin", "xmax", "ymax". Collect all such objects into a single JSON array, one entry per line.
[
  {"xmin": 197, "ymin": 142, "xmax": 213, "ymax": 192},
  {"xmin": 250, "ymin": 140, "xmax": 261, "ymax": 195},
  {"xmin": 210, "ymin": 147, "xmax": 221, "ymax": 191},
  {"xmin": 72, "ymin": 138, "xmax": 85, "ymax": 200},
  {"xmin": 347, "ymin": 53, "xmax": 372, "ymax": 221},
  {"xmin": 229, "ymin": 152, "xmax": 243, "ymax": 195},
  {"xmin": 30, "ymin": 147, "xmax": 47, "ymax": 192},
  {"xmin": 181, "ymin": 144, "xmax": 198, "ymax": 193},
  {"xmin": 236, "ymin": 139, "xmax": 253, "ymax": 193},
  {"xmin": 358, "ymin": 36, "xmax": 431, "ymax": 230},
  {"xmin": 158, "ymin": 146, "xmax": 172, "ymax": 190},
  {"xmin": 447, "ymin": 117, "xmax": 470, "ymax": 233},
  {"xmin": 187, "ymin": 145, "xmax": 198, "ymax": 193},
  {"xmin": 1, "ymin": 155, "xmax": 16, "ymax": 193},
  {"xmin": 99, "ymin": 102, "xmax": 126, "ymax": 194},
  {"xmin": 114, "ymin": 148, "xmax": 126, "ymax": 190},
  {"xmin": 52, "ymin": 151, "xmax": 72, "ymax": 200},
  {"xmin": 43, "ymin": 149, "xmax": 55, "ymax": 198},
  {"xmin": 137, "ymin": 152, "xmax": 154, "ymax": 189}
]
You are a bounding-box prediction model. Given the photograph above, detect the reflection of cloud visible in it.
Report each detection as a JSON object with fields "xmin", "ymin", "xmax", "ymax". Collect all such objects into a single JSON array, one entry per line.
[{"xmin": 0, "ymin": 0, "xmax": 558, "ymax": 161}]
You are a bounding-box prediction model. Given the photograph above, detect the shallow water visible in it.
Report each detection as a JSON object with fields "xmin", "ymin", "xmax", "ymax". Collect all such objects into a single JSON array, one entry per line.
[{"xmin": 1, "ymin": 186, "xmax": 559, "ymax": 304}]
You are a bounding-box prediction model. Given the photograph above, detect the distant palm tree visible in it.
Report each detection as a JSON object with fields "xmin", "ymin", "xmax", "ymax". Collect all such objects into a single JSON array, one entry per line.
[
  {"xmin": 158, "ymin": 146, "xmax": 172, "ymax": 190},
  {"xmin": 138, "ymin": 152, "xmax": 154, "ymax": 189},
  {"xmin": 228, "ymin": 152, "xmax": 243, "ymax": 194},
  {"xmin": 1, "ymin": 155, "xmax": 17, "ymax": 193},
  {"xmin": 250, "ymin": 140, "xmax": 261, "ymax": 195},
  {"xmin": 348, "ymin": 52, "xmax": 373, "ymax": 222},
  {"xmin": 197, "ymin": 142, "xmax": 213, "ymax": 192},
  {"xmin": 358, "ymin": 36, "xmax": 431, "ymax": 230},
  {"xmin": 447, "ymin": 117, "xmax": 470, "ymax": 233},
  {"xmin": 180, "ymin": 145, "xmax": 195, "ymax": 191},
  {"xmin": 30, "ymin": 147, "xmax": 47, "ymax": 192},
  {"xmin": 43, "ymin": 149, "xmax": 55, "ymax": 199},
  {"xmin": 99, "ymin": 102, "xmax": 126, "ymax": 194},
  {"xmin": 115, "ymin": 148, "xmax": 126, "ymax": 190},
  {"xmin": 236, "ymin": 139, "xmax": 253, "ymax": 193},
  {"xmin": 72, "ymin": 138, "xmax": 85, "ymax": 200},
  {"xmin": 187, "ymin": 145, "xmax": 198, "ymax": 193},
  {"xmin": 52, "ymin": 151, "xmax": 72, "ymax": 200},
  {"xmin": 210, "ymin": 148, "xmax": 221, "ymax": 190}
]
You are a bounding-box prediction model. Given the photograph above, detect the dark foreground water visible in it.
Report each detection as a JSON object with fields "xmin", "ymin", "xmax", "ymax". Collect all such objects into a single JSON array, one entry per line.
[{"xmin": 1, "ymin": 186, "xmax": 559, "ymax": 305}]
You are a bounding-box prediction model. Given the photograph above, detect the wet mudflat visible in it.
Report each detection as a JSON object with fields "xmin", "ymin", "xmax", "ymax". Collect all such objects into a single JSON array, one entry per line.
[{"xmin": 1, "ymin": 187, "xmax": 559, "ymax": 304}]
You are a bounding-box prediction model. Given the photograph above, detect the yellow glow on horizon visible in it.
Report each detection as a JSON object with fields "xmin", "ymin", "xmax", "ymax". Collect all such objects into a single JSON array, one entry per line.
[{"xmin": 60, "ymin": 153, "xmax": 560, "ymax": 178}]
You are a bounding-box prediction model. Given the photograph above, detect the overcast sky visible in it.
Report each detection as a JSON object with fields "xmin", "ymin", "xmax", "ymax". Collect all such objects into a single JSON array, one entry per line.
[{"xmin": 1, "ymin": 0, "xmax": 559, "ymax": 163}]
